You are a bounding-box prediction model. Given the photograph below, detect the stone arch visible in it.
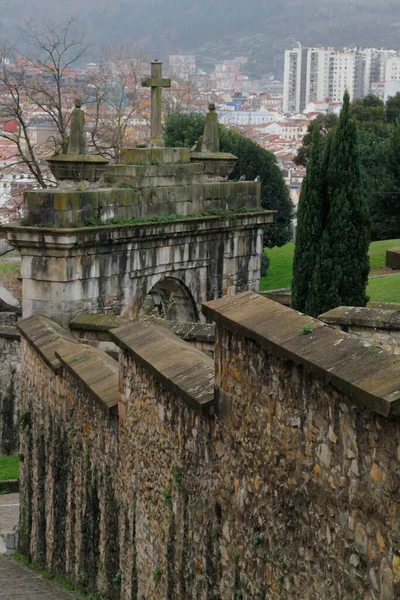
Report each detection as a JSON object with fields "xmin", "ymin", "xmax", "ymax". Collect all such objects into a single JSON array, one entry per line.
[{"xmin": 148, "ymin": 277, "xmax": 199, "ymax": 322}]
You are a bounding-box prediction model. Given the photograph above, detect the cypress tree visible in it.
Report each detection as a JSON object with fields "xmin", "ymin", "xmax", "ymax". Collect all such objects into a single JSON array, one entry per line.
[
  {"xmin": 311, "ymin": 91, "xmax": 370, "ymax": 316},
  {"xmin": 291, "ymin": 124, "xmax": 323, "ymax": 312}
]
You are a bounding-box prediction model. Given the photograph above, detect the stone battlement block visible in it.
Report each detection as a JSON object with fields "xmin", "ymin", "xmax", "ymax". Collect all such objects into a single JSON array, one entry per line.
[{"xmin": 386, "ymin": 247, "xmax": 400, "ymax": 269}]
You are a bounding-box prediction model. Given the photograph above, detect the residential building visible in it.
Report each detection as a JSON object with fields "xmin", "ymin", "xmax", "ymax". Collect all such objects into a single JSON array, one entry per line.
[
  {"xmin": 284, "ymin": 45, "xmax": 400, "ymax": 112},
  {"xmin": 219, "ymin": 110, "xmax": 275, "ymax": 126}
]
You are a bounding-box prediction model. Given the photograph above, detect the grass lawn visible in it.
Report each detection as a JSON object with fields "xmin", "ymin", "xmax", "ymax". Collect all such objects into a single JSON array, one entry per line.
[
  {"xmin": 260, "ymin": 242, "xmax": 294, "ymax": 291},
  {"xmin": 0, "ymin": 455, "xmax": 20, "ymax": 481},
  {"xmin": 367, "ymin": 276, "xmax": 400, "ymax": 303},
  {"xmin": 260, "ymin": 239, "xmax": 400, "ymax": 303}
]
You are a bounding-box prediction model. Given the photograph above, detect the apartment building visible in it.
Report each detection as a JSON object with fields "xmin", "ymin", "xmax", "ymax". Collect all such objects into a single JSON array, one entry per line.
[{"xmin": 284, "ymin": 45, "xmax": 400, "ymax": 113}]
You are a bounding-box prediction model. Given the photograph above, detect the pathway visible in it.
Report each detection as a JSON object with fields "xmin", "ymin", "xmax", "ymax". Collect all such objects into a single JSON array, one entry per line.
[
  {"xmin": 0, "ymin": 556, "xmax": 82, "ymax": 599},
  {"xmin": 0, "ymin": 493, "xmax": 81, "ymax": 598}
]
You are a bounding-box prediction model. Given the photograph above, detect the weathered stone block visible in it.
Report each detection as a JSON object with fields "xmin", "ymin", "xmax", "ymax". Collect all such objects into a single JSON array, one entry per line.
[
  {"xmin": 386, "ymin": 247, "xmax": 400, "ymax": 269},
  {"xmin": 119, "ymin": 147, "xmax": 190, "ymax": 165}
]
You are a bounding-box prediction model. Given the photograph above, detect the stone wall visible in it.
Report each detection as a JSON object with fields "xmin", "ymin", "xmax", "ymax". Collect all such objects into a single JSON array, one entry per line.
[
  {"xmin": 18, "ymin": 293, "xmax": 400, "ymax": 600},
  {"xmin": 0, "ymin": 313, "xmax": 21, "ymax": 454},
  {"xmin": 320, "ymin": 305, "xmax": 400, "ymax": 355}
]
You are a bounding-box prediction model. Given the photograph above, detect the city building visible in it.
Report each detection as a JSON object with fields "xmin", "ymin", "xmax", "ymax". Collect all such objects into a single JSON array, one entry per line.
[{"xmin": 284, "ymin": 45, "xmax": 400, "ymax": 113}]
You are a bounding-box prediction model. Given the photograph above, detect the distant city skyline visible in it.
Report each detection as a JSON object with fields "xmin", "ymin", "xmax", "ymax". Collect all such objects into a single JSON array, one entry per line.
[{"xmin": 283, "ymin": 45, "xmax": 400, "ymax": 113}]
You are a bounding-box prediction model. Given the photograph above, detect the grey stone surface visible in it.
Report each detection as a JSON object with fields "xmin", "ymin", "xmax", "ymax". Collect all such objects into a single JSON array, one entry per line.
[
  {"xmin": 201, "ymin": 103, "xmax": 220, "ymax": 153},
  {"xmin": 141, "ymin": 60, "xmax": 171, "ymax": 146},
  {"xmin": 0, "ymin": 493, "xmax": 19, "ymax": 554},
  {"xmin": 46, "ymin": 99, "xmax": 108, "ymax": 182},
  {"xmin": 0, "ymin": 556, "xmax": 82, "ymax": 598},
  {"xmin": 319, "ymin": 306, "xmax": 400, "ymax": 355},
  {"xmin": 67, "ymin": 98, "xmax": 88, "ymax": 156}
]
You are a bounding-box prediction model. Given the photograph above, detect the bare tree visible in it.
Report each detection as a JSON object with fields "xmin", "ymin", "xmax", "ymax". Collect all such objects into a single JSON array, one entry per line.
[
  {"xmin": 162, "ymin": 73, "xmax": 216, "ymax": 117},
  {"xmin": 85, "ymin": 45, "xmax": 148, "ymax": 161},
  {"xmin": 22, "ymin": 18, "xmax": 90, "ymax": 146},
  {"xmin": 0, "ymin": 49, "xmax": 48, "ymax": 187},
  {"xmin": 0, "ymin": 19, "xmax": 89, "ymax": 188}
]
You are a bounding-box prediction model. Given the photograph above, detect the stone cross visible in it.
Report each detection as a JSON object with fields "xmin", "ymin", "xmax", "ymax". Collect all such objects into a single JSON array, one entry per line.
[{"xmin": 141, "ymin": 60, "xmax": 171, "ymax": 147}]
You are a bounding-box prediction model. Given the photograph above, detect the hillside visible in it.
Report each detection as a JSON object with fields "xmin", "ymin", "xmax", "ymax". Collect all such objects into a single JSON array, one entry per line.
[{"xmin": 1, "ymin": 0, "xmax": 399, "ymax": 75}]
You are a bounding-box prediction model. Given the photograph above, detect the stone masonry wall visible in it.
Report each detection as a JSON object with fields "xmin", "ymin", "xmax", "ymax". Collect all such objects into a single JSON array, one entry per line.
[
  {"xmin": 0, "ymin": 314, "xmax": 21, "ymax": 454},
  {"xmin": 19, "ymin": 295, "xmax": 400, "ymax": 600},
  {"xmin": 18, "ymin": 338, "xmax": 120, "ymax": 599}
]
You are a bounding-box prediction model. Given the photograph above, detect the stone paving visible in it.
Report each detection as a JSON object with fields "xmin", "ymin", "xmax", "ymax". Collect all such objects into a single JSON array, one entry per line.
[
  {"xmin": 0, "ymin": 492, "xmax": 19, "ymax": 554},
  {"xmin": 0, "ymin": 556, "xmax": 82, "ymax": 599},
  {"xmin": 0, "ymin": 493, "xmax": 81, "ymax": 599}
]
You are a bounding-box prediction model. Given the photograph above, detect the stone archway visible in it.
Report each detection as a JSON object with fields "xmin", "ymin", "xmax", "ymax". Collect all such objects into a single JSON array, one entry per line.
[{"xmin": 147, "ymin": 277, "xmax": 199, "ymax": 322}]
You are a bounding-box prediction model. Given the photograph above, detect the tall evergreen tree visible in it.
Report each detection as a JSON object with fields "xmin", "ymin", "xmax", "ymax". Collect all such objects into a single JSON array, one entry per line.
[
  {"xmin": 311, "ymin": 91, "xmax": 370, "ymax": 316},
  {"xmin": 291, "ymin": 125, "xmax": 323, "ymax": 313}
]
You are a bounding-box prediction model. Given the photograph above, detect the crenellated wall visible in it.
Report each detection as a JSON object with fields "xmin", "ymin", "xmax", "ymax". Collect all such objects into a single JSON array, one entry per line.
[{"xmin": 17, "ymin": 293, "xmax": 400, "ymax": 600}]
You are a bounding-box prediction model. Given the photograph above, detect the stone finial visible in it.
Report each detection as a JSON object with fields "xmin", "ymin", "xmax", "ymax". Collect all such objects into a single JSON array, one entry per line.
[
  {"xmin": 67, "ymin": 99, "xmax": 88, "ymax": 155},
  {"xmin": 201, "ymin": 103, "xmax": 220, "ymax": 153}
]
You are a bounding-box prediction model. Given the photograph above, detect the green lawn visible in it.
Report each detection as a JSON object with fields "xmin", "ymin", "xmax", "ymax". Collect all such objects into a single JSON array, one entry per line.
[
  {"xmin": 260, "ymin": 242, "xmax": 294, "ymax": 291},
  {"xmin": 368, "ymin": 239, "xmax": 400, "ymax": 271},
  {"xmin": 0, "ymin": 455, "xmax": 20, "ymax": 481},
  {"xmin": 260, "ymin": 239, "xmax": 400, "ymax": 303},
  {"xmin": 367, "ymin": 276, "xmax": 400, "ymax": 303}
]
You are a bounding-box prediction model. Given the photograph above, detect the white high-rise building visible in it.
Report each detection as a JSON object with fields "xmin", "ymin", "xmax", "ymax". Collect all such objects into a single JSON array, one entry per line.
[
  {"xmin": 283, "ymin": 46, "xmax": 332, "ymax": 113},
  {"xmin": 283, "ymin": 45, "xmax": 400, "ymax": 113},
  {"xmin": 328, "ymin": 51, "xmax": 356, "ymax": 102},
  {"xmin": 385, "ymin": 56, "xmax": 400, "ymax": 82}
]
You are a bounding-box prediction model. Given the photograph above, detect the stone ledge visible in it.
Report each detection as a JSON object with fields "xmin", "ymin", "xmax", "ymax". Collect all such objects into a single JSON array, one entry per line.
[
  {"xmin": 17, "ymin": 314, "xmax": 78, "ymax": 373},
  {"xmin": 70, "ymin": 312, "xmax": 215, "ymax": 343},
  {"xmin": 0, "ymin": 326, "xmax": 20, "ymax": 340},
  {"xmin": 111, "ymin": 322, "xmax": 215, "ymax": 414},
  {"xmin": 56, "ymin": 344, "xmax": 118, "ymax": 415},
  {"xmin": 319, "ymin": 306, "xmax": 400, "ymax": 331},
  {"xmin": 70, "ymin": 313, "xmax": 131, "ymax": 331},
  {"xmin": 369, "ymin": 301, "xmax": 400, "ymax": 312},
  {"xmin": 203, "ymin": 291, "xmax": 400, "ymax": 417},
  {"xmin": 3, "ymin": 212, "xmax": 273, "ymax": 250}
]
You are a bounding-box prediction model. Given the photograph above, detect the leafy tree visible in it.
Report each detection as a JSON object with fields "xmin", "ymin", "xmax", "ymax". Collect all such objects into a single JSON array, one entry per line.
[
  {"xmin": 311, "ymin": 92, "xmax": 370, "ymax": 315},
  {"xmin": 218, "ymin": 127, "xmax": 292, "ymax": 247},
  {"xmin": 351, "ymin": 94, "xmax": 385, "ymax": 133},
  {"xmin": 368, "ymin": 123, "xmax": 400, "ymax": 240},
  {"xmin": 163, "ymin": 112, "xmax": 293, "ymax": 248},
  {"xmin": 291, "ymin": 125, "xmax": 323, "ymax": 313},
  {"xmin": 386, "ymin": 92, "xmax": 400, "ymax": 124},
  {"xmin": 164, "ymin": 112, "xmax": 205, "ymax": 148},
  {"xmin": 294, "ymin": 113, "xmax": 338, "ymax": 167}
]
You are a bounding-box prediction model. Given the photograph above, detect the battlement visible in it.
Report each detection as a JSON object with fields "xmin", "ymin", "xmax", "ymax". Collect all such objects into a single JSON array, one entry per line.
[{"xmin": 17, "ymin": 292, "xmax": 400, "ymax": 599}]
